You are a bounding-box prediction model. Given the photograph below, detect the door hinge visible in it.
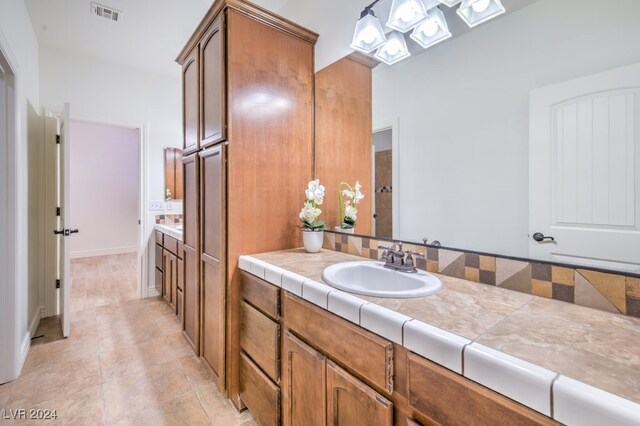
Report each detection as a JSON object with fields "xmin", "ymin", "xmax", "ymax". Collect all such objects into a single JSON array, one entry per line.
[
  {"xmin": 56, "ymin": 207, "xmax": 61, "ymax": 216},
  {"xmin": 56, "ymin": 279, "xmax": 60, "ymax": 289},
  {"xmin": 56, "ymin": 135, "xmax": 60, "ymax": 144}
]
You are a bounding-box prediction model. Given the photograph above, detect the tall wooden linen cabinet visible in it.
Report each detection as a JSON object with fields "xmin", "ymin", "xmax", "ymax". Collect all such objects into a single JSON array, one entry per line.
[{"xmin": 177, "ymin": 0, "xmax": 317, "ymax": 406}]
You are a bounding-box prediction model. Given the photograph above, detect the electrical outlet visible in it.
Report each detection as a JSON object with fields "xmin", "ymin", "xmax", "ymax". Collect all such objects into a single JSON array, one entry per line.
[
  {"xmin": 166, "ymin": 201, "xmax": 174, "ymax": 211},
  {"xmin": 149, "ymin": 200, "xmax": 165, "ymax": 211}
]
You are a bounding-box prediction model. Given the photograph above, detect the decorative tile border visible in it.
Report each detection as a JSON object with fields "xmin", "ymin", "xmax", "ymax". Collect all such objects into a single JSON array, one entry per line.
[
  {"xmin": 155, "ymin": 214, "xmax": 183, "ymax": 224},
  {"xmin": 323, "ymin": 231, "xmax": 640, "ymax": 319}
]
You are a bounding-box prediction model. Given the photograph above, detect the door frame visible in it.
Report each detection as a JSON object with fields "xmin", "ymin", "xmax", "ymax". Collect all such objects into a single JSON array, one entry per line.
[
  {"xmin": 372, "ymin": 118, "xmax": 400, "ymax": 239},
  {"xmin": 43, "ymin": 113, "xmax": 150, "ymax": 313},
  {"xmin": 0, "ymin": 31, "xmax": 22, "ymax": 383}
]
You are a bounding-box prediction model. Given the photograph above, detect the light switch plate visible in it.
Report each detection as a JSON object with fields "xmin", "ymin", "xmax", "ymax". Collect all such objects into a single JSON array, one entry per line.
[{"xmin": 149, "ymin": 200, "xmax": 165, "ymax": 211}]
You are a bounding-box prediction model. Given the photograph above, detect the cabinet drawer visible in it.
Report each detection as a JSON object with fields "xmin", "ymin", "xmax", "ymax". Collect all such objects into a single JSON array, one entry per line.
[
  {"xmin": 241, "ymin": 301, "xmax": 280, "ymax": 383},
  {"xmin": 155, "ymin": 230, "xmax": 163, "ymax": 245},
  {"xmin": 283, "ymin": 293, "xmax": 393, "ymax": 395},
  {"xmin": 240, "ymin": 352, "xmax": 280, "ymax": 426},
  {"xmin": 407, "ymin": 353, "xmax": 557, "ymax": 426},
  {"xmin": 155, "ymin": 244, "xmax": 163, "ymax": 272},
  {"xmin": 240, "ymin": 271, "xmax": 280, "ymax": 320},
  {"xmin": 164, "ymin": 235, "xmax": 179, "ymax": 256},
  {"xmin": 177, "ymin": 240, "xmax": 184, "ymax": 259}
]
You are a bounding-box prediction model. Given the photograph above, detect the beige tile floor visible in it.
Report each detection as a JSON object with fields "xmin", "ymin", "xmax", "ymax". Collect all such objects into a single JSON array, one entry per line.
[{"xmin": 0, "ymin": 254, "xmax": 255, "ymax": 426}]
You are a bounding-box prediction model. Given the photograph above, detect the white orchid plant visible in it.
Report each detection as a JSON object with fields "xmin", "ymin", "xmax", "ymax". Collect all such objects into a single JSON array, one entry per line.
[
  {"xmin": 299, "ymin": 179, "xmax": 327, "ymax": 231},
  {"xmin": 338, "ymin": 181, "xmax": 365, "ymax": 229}
]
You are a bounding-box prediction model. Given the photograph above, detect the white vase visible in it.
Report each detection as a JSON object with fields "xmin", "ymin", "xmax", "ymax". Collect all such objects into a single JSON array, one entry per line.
[
  {"xmin": 302, "ymin": 230, "xmax": 324, "ymax": 253},
  {"xmin": 334, "ymin": 226, "xmax": 355, "ymax": 234}
]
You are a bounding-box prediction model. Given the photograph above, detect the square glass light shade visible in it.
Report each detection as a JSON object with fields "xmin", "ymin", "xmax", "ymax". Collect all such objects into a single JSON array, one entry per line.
[
  {"xmin": 374, "ymin": 31, "xmax": 411, "ymax": 65},
  {"xmin": 410, "ymin": 7, "xmax": 452, "ymax": 49},
  {"xmin": 351, "ymin": 11, "xmax": 387, "ymax": 53},
  {"xmin": 386, "ymin": 0, "xmax": 429, "ymax": 32},
  {"xmin": 457, "ymin": 0, "xmax": 505, "ymax": 27}
]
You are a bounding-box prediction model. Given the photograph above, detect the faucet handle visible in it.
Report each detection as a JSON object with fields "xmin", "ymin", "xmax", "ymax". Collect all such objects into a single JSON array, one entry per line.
[{"xmin": 407, "ymin": 250, "xmax": 425, "ymax": 258}]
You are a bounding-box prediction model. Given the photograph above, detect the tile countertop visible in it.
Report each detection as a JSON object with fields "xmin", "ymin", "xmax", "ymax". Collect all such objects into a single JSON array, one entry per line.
[
  {"xmin": 240, "ymin": 248, "xmax": 640, "ymax": 425},
  {"xmin": 154, "ymin": 223, "xmax": 183, "ymax": 241}
]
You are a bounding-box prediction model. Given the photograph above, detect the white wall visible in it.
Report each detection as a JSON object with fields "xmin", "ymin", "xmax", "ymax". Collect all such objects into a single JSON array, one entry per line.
[
  {"xmin": 0, "ymin": 0, "xmax": 40, "ymax": 383},
  {"xmin": 69, "ymin": 121, "xmax": 139, "ymax": 258},
  {"xmin": 373, "ymin": 0, "xmax": 640, "ymax": 257},
  {"xmin": 39, "ymin": 45, "xmax": 182, "ymax": 295}
]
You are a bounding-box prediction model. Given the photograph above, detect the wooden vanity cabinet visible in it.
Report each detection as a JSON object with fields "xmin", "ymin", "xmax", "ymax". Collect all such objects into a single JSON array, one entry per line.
[
  {"xmin": 157, "ymin": 233, "xmax": 182, "ymax": 315},
  {"xmin": 177, "ymin": 0, "xmax": 317, "ymax": 407},
  {"xmin": 282, "ymin": 292, "xmax": 393, "ymax": 426},
  {"xmin": 238, "ymin": 271, "xmax": 557, "ymax": 426},
  {"xmin": 239, "ymin": 271, "xmax": 281, "ymax": 426}
]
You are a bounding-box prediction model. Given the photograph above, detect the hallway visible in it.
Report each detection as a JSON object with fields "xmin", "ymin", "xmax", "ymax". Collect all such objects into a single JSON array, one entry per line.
[{"xmin": 0, "ymin": 254, "xmax": 255, "ymax": 425}]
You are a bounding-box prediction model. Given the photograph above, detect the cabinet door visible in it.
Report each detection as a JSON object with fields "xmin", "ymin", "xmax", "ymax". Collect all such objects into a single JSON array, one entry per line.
[
  {"xmin": 183, "ymin": 244, "xmax": 200, "ymax": 352},
  {"xmin": 200, "ymin": 145, "xmax": 226, "ymax": 390},
  {"xmin": 200, "ymin": 14, "xmax": 226, "ymax": 148},
  {"xmin": 177, "ymin": 257, "xmax": 184, "ymax": 291},
  {"xmin": 162, "ymin": 249, "xmax": 171, "ymax": 305},
  {"xmin": 183, "ymin": 153, "xmax": 199, "ymax": 248},
  {"xmin": 327, "ymin": 360, "xmax": 393, "ymax": 426},
  {"xmin": 182, "ymin": 49, "xmax": 199, "ymax": 153},
  {"xmin": 170, "ymin": 252, "xmax": 178, "ymax": 312},
  {"xmin": 282, "ymin": 331, "xmax": 326, "ymax": 426}
]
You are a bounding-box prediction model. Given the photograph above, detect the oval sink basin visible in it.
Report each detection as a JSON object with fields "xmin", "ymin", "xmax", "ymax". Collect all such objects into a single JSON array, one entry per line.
[{"xmin": 322, "ymin": 261, "xmax": 442, "ymax": 298}]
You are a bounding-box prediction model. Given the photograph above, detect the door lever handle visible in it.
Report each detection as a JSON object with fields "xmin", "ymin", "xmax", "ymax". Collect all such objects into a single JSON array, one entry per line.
[
  {"xmin": 533, "ymin": 232, "xmax": 554, "ymax": 242},
  {"xmin": 53, "ymin": 229, "xmax": 80, "ymax": 236}
]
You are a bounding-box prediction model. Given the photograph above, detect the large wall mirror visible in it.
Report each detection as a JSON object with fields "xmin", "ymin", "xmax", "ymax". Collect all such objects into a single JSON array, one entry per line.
[
  {"xmin": 368, "ymin": 0, "xmax": 640, "ymax": 273},
  {"xmin": 164, "ymin": 147, "xmax": 183, "ymax": 201}
]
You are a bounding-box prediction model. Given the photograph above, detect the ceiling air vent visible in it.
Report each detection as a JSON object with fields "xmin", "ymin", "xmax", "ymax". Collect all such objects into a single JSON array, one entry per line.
[{"xmin": 91, "ymin": 2, "xmax": 122, "ymax": 22}]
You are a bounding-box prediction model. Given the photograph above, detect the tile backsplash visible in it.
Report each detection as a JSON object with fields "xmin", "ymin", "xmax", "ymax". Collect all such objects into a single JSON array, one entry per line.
[
  {"xmin": 324, "ymin": 231, "xmax": 640, "ymax": 319},
  {"xmin": 155, "ymin": 214, "xmax": 183, "ymax": 224}
]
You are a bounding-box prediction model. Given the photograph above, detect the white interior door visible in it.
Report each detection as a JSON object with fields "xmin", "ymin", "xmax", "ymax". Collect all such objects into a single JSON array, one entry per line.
[
  {"xmin": 58, "ymin": 103, "xmax": 73, "ymax": 336},
  {"xmin": 530, "ymin": 63, "xmax": 640, "ymax": 272}
]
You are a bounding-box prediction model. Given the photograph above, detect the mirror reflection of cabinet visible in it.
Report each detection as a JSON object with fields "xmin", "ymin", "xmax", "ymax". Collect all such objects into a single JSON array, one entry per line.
[{"xmin": 164, "ymin": 147, "xmax": 183, "ymax": 200}]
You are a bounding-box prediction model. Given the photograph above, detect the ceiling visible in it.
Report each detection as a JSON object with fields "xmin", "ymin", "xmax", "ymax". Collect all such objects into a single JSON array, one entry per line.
[
  {"xmin": 25, "ymin": 0, "xmax": 230, "ymax": 77},
  {"xmin": 24, "ymin": 0, "xmax": 537, "ymax": 77}
]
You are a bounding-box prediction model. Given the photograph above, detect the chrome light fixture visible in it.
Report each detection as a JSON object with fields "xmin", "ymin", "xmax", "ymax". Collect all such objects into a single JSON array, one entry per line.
[
  {"xmin": 457, "ymin": 0, "xmax": 505, "ymax": 27},
  {"xmin": 386, "ymin": 0, "xmax": 429, "ymax": 33},
  {"xmin": 436, "ymin": 0, "xmax": 461, "ymax": 6},
  {"xmin": 350, "ymin": 5, "xmax": 387, "ymax": 53},
  {"xmin": 374, "ymin": 31, "xmax": 411, "ymax": 65},
  {"xmin": 410, "ymin": 5, "xmax": 451, "ymax": 49}
]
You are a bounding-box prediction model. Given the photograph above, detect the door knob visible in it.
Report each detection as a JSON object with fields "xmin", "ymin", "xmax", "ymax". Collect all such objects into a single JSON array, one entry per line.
[{"xmin": 533, "ymin": 232, "xmax": 554, "ymax": 242}]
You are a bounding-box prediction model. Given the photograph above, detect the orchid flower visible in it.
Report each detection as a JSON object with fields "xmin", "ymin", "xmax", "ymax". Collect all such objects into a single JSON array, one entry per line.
[{"xmin": 300, "ymin": 180, "xmax": 327, "ymax": 231}]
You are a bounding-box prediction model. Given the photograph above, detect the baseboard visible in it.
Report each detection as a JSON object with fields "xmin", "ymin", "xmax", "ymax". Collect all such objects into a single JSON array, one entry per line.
[
  {"xmin": 19, "ymin": 307, "xmax": 42, "ymax": 372},
  {"xmin": 146, "ymin": 287, "xmax": 161, "ymax": 298},
  {"xmin": 29, "ymin": 307, "xmax": 41, "ymax": 337},
  {"xmin": 71, "ymin": 246, "xmax": 137, "ymax": 259}
]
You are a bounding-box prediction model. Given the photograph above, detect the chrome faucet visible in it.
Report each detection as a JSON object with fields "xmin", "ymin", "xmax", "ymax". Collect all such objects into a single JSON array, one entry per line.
[{"xmin": 379, "ymin": 242, "xmax": 425, "ymax": 273}]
